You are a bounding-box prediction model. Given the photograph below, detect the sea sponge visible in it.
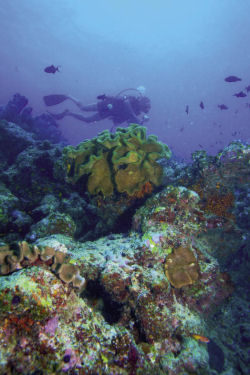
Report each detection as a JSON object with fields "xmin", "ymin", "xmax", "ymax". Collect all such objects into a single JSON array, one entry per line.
[
  {"xmin": 63, "ymin": 124, "xmax": 171, "ymax": 197},
  {"xmin": 164, "ymin": 246, "xmax": 200, "ymax": 288}
]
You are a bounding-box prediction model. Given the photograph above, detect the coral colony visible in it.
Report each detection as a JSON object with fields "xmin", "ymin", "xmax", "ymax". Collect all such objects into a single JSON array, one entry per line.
[{"xmin": 0, "ymin": 94, "xmax": 249, "ymax": 374}]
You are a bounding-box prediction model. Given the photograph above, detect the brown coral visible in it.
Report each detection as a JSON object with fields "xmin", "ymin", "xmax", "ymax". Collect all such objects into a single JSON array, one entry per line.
[
  {"xmin": 164, "ymin": 246, "xmax": 200, "ymax": 288},
  {"xmin": 58, "ymin": 263, "xmax": 77, "ymax": 283}
]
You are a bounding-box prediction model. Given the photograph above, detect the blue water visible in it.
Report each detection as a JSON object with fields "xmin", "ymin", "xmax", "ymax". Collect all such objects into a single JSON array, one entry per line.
[{"xmin": 0, "ymin": 0, "xmax": 249, "ymax": 160}]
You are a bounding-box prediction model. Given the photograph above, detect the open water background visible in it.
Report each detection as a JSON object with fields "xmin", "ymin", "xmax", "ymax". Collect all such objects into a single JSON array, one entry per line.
[{"xmin": 0, "ymin": 0, "xmax": 250, "ymax": 160}]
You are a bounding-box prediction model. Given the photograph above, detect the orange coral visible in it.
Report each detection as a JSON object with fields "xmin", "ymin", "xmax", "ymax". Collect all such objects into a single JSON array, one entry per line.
[
  {"xmin": 204, "ymin": 192, "xmax": 234, "ymax": 218},
  {"xmin": 191, "ymin": 181, "xmax": 235, "ymax": 219},
  {"xmin": 133, "ymin": 181, "xmax": 153, "ymax": 199}
]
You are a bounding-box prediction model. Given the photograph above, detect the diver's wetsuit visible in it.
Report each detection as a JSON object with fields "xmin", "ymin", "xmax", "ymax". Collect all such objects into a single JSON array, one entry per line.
[{"xmin": 97, "ymin": 96, "xmax": 140, "ymax": 124}]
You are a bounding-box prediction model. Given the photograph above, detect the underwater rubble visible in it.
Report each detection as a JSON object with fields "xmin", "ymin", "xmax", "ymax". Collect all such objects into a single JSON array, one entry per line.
[{"xmin": 0, "ymin": 115, "xmax": 249, "ymax": 374}]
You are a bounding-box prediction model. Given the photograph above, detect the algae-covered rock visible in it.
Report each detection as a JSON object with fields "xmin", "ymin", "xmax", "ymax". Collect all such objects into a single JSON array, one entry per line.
[
  {"xmin": 0, "ymin": 226, "xmax": 230, "ymax": 374},
  {"xmin": 0, "ymin": 183, "xmax": 19, "ymax": 235},
  {"xmin": 132, "ymin": 185, "xmax": 231, "ymax": 314},
  {"xmin": 30, "ymin": 211, "xmax": 76, "ymax": 238},
  {"xmin": 0, "ymin": 119, "xmax": 36, "ymax": 163},
  {"xmin": 0, "ymin": 138, "xmax": 248, "ymax": 374},
  {"xmin": 132, "ymin": 185, "xmax": 203, "ymax": 237},
  {"xmin": 63, "ymin": 124, "xmax": 171, "ymax": 197}
]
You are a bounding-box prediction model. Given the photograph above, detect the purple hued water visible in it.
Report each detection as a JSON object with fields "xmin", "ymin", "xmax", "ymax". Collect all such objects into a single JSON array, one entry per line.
[{"xmin": 0, "ymin": 0, "xmax": 249, "ymax": 161}]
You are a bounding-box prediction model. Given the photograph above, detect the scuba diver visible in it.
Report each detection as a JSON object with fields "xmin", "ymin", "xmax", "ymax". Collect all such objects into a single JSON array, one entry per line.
[{"xmin": 43, "ymin": 88, "xmax": 151, "ymax": 127}]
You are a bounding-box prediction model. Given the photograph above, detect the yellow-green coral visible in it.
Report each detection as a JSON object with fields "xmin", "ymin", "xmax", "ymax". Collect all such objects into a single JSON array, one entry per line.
[{"xmin": 63, "ymin": 124, "xmax": 171, "ymax": 197}]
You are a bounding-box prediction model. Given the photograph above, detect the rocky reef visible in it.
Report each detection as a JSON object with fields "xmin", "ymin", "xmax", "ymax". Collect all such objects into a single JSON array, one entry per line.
[
  {"xmin": 0, "ymin": 93, "xmax": 67, "ymax": 144},
  {"xmin": 0, "ymin": 112, "xmax": 249, "ymax": 374}
]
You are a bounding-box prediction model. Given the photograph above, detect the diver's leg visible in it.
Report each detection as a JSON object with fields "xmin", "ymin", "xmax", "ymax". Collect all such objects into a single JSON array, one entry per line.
[
  {"xmin": 63, "ymin": 111, "xmax": 102, "ymax": 123},
  {"xmin": 47, "ymin": 109, "xmax": 70, "ymax": 120},
  {"xmin": 67, "ymin": 96, "xmax": 98, "ymax": 112},
  {"xmin": 48, "ymin": 110, "xmax": 103, "ymax": 123},
  {"xmin": 79, "ymin": 104, "xmax": 98, "ymax": 112}
]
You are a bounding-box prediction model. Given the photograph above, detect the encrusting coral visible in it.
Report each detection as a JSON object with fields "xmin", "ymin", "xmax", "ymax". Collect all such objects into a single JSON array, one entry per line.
[
  {"xmin": 62, "ymin": 124, "xmax": 171, "ymax": 197},
  {"xmin": 164, "ymin": 245, "xmax": 200, "ymax": 288}
]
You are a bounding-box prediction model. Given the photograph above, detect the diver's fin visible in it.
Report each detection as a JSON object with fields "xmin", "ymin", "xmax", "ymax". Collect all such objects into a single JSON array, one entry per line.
[{"xmin": 43, "ymin": 94, "xmax": 69, "ymax": 106}]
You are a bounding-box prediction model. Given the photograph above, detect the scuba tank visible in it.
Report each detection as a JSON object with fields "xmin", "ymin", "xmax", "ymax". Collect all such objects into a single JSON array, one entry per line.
[{"xmin": 115, "ymin": 87, "xmax": 145, "ymax": 98}]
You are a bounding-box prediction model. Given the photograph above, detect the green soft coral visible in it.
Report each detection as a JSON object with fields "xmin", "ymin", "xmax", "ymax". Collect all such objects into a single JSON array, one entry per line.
[{"xmin": 63, "ymin": 124, "xmax": 171, "ymax": 197}]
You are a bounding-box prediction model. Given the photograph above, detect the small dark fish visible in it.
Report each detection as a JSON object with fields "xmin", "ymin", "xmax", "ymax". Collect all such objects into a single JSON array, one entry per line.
[
  {"xmin": 224, "ymin": 75, "xmax": 242, "ymax": 82},
  {"xmin": 233, "ymin": 91, "xmax": 247, "ymax": 98},
  {"xmin": 232, "ymin": 131, "xmax": 237, "ymax": 136},
  {"xmin": 180, "ymin": 127, "xmax": 184, "ymax": 132},
  {"xmin": 218, "ymin": 104, "xmax": 228, "ymax": 110},
  {"xmin": 185, "ymin": 105, "xmax": 189, "ymax": 115},
  {"xmin": 200, "ymin": 101, "xmax": 204, "ymax": 109},
  {"xmin": 97, "ymin": 94, "xmax": 107, "ymax": 100},
  {"xmin": 198, "ymin": 144, "xmax": 203, "ymax": 148},
  {"xmin": 44, "ymin": 65, "xmax": 60, "ymax": 74},
  {"xmin": 245, "ymin": 85, "xmax": 250, "ymax": 92}
]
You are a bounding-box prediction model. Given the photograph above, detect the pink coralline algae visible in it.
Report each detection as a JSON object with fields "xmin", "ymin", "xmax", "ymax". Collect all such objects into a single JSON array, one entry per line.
[{"xmin": 44, "ymin": 316, "xmax": 59, "ymax": 335}]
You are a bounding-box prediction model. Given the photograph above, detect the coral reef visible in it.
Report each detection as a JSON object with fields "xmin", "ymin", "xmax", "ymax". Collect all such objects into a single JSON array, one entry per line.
[
  {"xmin": 63, "ymin": 123, "xmax": 171, "ymax": 196},
  {"xmin": 0, "ymin": 179, "xmax": 234, "ymax": 374},
  {"xmin": 0, "ymin": 113, "xmax": 249, "ymax": 374}
]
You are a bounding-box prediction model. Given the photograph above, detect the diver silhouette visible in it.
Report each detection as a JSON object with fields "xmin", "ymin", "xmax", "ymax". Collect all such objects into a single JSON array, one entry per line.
[{"xmin": 44, "ymin": 88, "xmax": 151, "ymax": 128}]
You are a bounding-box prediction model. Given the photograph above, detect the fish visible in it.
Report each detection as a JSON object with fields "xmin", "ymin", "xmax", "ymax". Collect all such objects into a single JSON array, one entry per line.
[
  {"xmin": 200, "ymin": 101, "xmax": 204, "ymax": 109},
  {"xmin": 185, "ymin": 105, "xmax": 189, "ymax": 115},
  {"xmin": 44, "ymin": 65, "xmax": 60, "ymax": 74},
  {"xmin": 233, "ymin": 91, "xmax": 247, "ymax": 98},
  {"xmin": 218, "ymin": 104, "xmax": 228, "ymax": 110},
  {"xmin": 180, "ymin": 127, "xmax": 184, "ymax": 132},
  {"xmin": 224, "ymin": 75, "xmax": 242, "ymax": 82},
  {"xmin": 245, "ymin": 85, "xmax": 250, "ymax": 92},
  {"xmin": 191, "ymin": 334, "xmax": 210, "ymax": 343}
]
